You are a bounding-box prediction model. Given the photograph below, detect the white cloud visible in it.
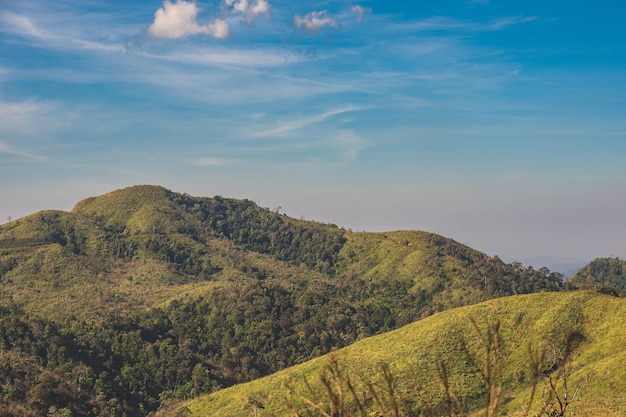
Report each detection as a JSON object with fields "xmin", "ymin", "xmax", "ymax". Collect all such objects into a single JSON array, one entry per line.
[
  {"xmin": 148, "ymin": 0, "xmax": 230, "ymax": 39},
  {"xmin": 223, "ymin": 0, "xmax": 271, "ymax": 22},
  {"xmin": 351, "ymin": 5, "xmax": 371, "ymax": 22},
  {"xmin": 294, "ymin": 11, "xmax": 336, "ymax": 32}
]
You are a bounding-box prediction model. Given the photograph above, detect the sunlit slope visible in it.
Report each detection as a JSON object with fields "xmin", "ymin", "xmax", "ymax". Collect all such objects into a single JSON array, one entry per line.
[
  {"xmin": 165, "ymin": 291, "xmax": 626, "ymax": 417},
  {"xmin": 0, "ymin": 185, "xmax": 344, "ymax": 319},
  {"xmin": 336, "ymin": 230, "xmax": 562, "ymax": 319},
  {"xmin": 0, "ymin": 185, "xmax": 561, "ymax": 323},
  {"xmin": 0, "ymin": 185, "xmax": 567, "ymax": 416},
  {"xmin": 71, "ymin": 185, "xmax": 347, "ymax": 274}
]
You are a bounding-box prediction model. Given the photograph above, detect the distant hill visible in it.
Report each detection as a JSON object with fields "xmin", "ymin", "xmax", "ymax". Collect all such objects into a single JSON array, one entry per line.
[
  {"xmin": 161, "ymin": 291, "xmax": 626, "ymax": 417},
  {"xmin": 568, "ymin": 257, "xmax": 626, "ymax": 296},
  {"xmin": 511, "ymin": 256, "xmax": 587, "ymax": 278},
  {"xmin": 0, "ymin": 185, "xmax": 564, "ymax": 416}
]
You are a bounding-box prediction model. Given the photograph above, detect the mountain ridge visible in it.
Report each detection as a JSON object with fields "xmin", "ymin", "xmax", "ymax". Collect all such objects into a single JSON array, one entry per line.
[{"xmin": 0, "ymin": 184, "xmax": 568, "ymax": 416}]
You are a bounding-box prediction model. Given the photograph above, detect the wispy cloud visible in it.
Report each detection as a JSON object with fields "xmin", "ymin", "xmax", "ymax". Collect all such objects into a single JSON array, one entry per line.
[
  {"xmin": 0, "ymin": 140, "xmax": 45, "ymax": 160},
  {"xmin": 148, "ymin": 0, "xmax": 229, "ymax": 39},
  {"xmin": 351, "ymin": 5, "xmax": 372, "ymax": 22},
  {"xmin": 0, "ymin": 9, "xmax": 121, "ymax": 52},
  {"xmin": 144, "ymin": 45, "xmax": 305, "ymax": 67},
  {"xmin": 401, "ymin": 15, "xmax": 537, "ymax": 32},
  {"xmin": 294, "ymin": 10, "xmax": 337, "ymax": 32},
  {"xmin": 121, "ymin": 54, "xmax": 359, "ymax": 104},
  {"xmin": 249, "ymin": 106, "xmax": 364, "ymax": 138},
  {"xmin": 328, "ymin": 130, "xmax": 371, "ymax": 161},
  {"xmin": 0, "ymin": 10, "xmax": 47, "ymax": 39},
  {"xmin": 485, "ymin": 16, "xmax": 538, "ymax": 30},
  {"xmin": 192, "ymin": 157, "xmax": 238, "ymax": 166},
  {"xmin": 0, "ymin": 97, "xmax": 58, "ymax": 135}
]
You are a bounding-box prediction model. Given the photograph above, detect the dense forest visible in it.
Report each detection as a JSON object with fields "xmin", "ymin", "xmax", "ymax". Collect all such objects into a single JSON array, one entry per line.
[
  {"xmin": 0, "ymin": 185, "xmax": 571, "ymax": 416},
  {"xmin": 567, "ymin": 257, "xmax": 626, "ymax": 296}
]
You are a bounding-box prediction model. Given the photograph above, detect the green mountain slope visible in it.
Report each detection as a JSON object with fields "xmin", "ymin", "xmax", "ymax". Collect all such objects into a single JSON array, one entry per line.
[
  {"xmin": 0, "ymin": 185, "xmax": 345, "ymax": 319},
  {"xmin": 568, "ymin": 257, "xmax": 626, "ymax": 296},
  {"xmin": 0, "ymin": 185, "xmax": 564, "ymax": 416},
  {"xmin": 163, "ymin": 291, "xmax": 626, "ymax": 417}
]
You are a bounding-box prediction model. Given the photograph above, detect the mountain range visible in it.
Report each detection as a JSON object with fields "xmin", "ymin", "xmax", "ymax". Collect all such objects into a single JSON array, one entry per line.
[{"xmin": 0, "ymin": 185, "xmax": 622, "ymax": 416}]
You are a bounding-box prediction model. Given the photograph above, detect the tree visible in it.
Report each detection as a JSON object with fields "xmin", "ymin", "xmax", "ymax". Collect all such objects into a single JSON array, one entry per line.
[{"xmin": 522, "ymin": 332, "xmax": 588, "ymax": 417}]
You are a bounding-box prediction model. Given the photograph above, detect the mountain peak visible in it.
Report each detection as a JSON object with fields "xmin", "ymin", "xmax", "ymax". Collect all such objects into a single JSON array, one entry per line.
[
  {"xmin": 71, "ymin": 184, "xmax": 175, "ymax": 225},
  {"xmin": 72, "ymin": 184, "xmax": 171, "ymax": 210}
]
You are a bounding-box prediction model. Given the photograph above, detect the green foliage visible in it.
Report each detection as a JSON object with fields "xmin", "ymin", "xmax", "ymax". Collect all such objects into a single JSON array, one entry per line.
[
  {"xmin": 0, "ymin": 185, "xmax": 569, "ymax": 416},
  {"xmin": 70, "ymin": 185, "xmax": 347, "ymax": 275},
  {"xmin": 336, "ymin": 231, "xmax": 563, "ymax": 319},
  {"xmin": 171, "ymin": 292, "xmax": 626, "ymax": 417},
  {"xmin": 567, "ymin": 257, "xmax": 626, "ymax": 296},
  {"xmin": 0, "ymin": 302, "xmax": 108, "ymax": 416},
  {"xmin": 164, "ymin": 293, "xmax": 626, "ymax": 417}
]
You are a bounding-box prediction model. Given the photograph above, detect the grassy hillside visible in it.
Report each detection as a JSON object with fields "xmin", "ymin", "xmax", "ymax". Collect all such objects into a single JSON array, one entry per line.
[
  {"xmin": 568, "ymin": 257, "xmax": 626, "ymax": 296},
  {"xmin": 164, "ymin": 291, "xmax": 626, "ymax": 417},
  {"xmin": 0, "ymin": 185, "xmax": 565, "ymax": 416},
  {"xmin": 0, "ymin": 185, "xmax": 344, "ymax": 319},
  {"xmin": 335, "ymin": 230, "xmax": 562, "ymax": 318}
]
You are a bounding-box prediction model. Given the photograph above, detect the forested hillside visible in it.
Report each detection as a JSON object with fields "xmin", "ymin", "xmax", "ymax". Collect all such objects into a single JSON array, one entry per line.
[
  {"xmin": 0, "ymin": 185, "xmax": 565, "ymax": 416},
  {"xmin": 568, "ymin": 257, "xmax": 626, "ymax": 296},
  {"xmin": 164, "ymin": 291, "xmax": 626, "ymax": 417}
]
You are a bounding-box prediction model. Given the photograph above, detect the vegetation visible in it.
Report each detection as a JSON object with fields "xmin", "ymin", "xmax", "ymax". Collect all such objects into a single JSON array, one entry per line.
[
  {"xmin": 567, "ymin": 257, "xmax": 626, "ymax": 296},
  {"xmin": 0, "ymin": 185, "xmax": 568, "ymax": 416},
  {"xmin": 164, "ymin": 292, "xmax": 626, "ymax": 417}
]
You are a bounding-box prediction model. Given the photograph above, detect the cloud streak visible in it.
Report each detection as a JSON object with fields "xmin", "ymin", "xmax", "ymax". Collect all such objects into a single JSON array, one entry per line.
[
  {"xmin": 0, "ymin": 10, "xmax": 47, "ymax": 39},
  {"xmin": 192, "ymin": 157, "xmax": 238, "ymax": 166},
  {"xmin": 0, "ymin": 97, "xmax": 58, "ymax": 136},
  {"xmin": 0, "ymin": 9, "xmax": 121, "ymax": 52},
  {"xmin": 148, "ymin": 1, "xmax": 229, "ymax": 39},
  {"xmin": 0, "ymin": 140, "xmax": 45, "ymax": 161},
  {"xmin": 248, "ymin": 106, "xmax": 364, "ymax": 138},
  {"xmin": 400, "ymin": 15, "xmax": 538, "ymax": 32},
  {"xmin": 143, "ymin": 45, "xmax": 304, "ymax": 67}
]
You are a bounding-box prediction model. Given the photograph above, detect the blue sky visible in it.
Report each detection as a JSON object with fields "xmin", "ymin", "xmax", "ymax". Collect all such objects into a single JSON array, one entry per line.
[{"xmin": 1, "ymin": 0, "xmax": 625, "ymax": 264}]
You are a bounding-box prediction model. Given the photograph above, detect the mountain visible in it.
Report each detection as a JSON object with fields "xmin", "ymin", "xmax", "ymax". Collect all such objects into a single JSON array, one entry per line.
[
  {"xmin": 567, "ymin": 257, "xmax": 626, "ymax": 296},
  {"xmin": 161, "ymin": 291, "xmax": 626, "ymax": 417},
  {"xmin": 0, "ymin": 185, "xmax": 564, "ymax": 416}
]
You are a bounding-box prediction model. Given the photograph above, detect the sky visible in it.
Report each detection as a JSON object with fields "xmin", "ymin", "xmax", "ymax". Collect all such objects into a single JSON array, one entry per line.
[{"xmin": 1, "ymin": 0, "xmax": 625, "ymax": 265}]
